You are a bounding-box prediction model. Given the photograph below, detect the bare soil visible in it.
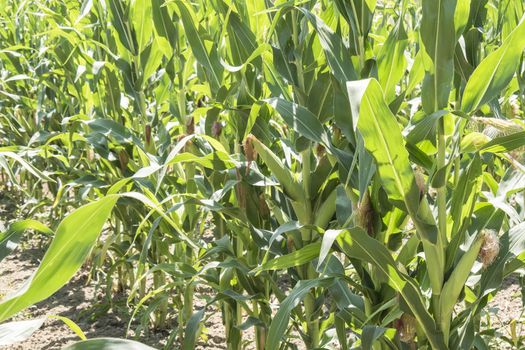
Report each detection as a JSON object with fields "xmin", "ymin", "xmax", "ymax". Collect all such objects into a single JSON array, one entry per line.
[
  {"xmin": 485, "ymin": 277, "xmax": 524, "ymax": 349},
  {"xmin": 0, "ymin": 223, "xmax": 522, "ymax": 349},
  {"xmin": 0, "ymin": 243, "xmax": 170, "ymax": 349},
  {"xmin": 0, "ymin": 238, "xmax": 281, "ymax": 349},
  {"xmin": 2, "ymin": 241, "xmax": 522, "ymax": 349}
]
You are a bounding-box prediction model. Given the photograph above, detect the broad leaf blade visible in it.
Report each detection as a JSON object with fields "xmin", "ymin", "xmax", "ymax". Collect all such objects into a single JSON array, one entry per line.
[
  {"xmin": 351, "ymin": 79, "xmax": 419, "ymax": 211},
  {"xmin": 0, "ymin": 196, "xmax": 118, "ymax": 322},
  {"xmin": 420, "ymin": 0, "xmax": 457, "ymax": 112},
  {"xmin": 336, "ymin": 228, "xmax": 447, "ymax": 350},
  {"xmin": 461, "ymin": 16, "xmax": 525, "ymax": 113}
]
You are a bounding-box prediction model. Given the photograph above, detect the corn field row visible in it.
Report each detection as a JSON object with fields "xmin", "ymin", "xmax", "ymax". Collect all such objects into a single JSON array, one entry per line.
[{"xmin": 1, "ymin": 0, "xmax": 525, "ymax": 349}]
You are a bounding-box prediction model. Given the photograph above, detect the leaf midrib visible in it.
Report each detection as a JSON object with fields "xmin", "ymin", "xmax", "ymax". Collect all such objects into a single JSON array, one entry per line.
[{"xmin": 362, "ymin": 91, "xmax": 409, "ymax": 206}]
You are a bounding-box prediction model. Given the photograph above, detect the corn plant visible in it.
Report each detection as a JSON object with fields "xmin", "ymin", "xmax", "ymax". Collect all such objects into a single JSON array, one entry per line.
[{"xmin": 1, "ymin": 0, "xmax": 525, "ymax": 349}]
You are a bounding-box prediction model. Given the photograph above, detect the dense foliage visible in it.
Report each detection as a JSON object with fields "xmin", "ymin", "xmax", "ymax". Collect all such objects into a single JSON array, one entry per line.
[{"xmin": 1, "ymin": 0, "xmax": 524, "ymax": 349}]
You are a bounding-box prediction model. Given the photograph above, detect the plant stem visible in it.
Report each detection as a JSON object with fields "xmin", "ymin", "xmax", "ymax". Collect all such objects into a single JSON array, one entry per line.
[
  {"xmin": 291, "ymin": 9, "xmax": 305, "ymax": 104},
  {"xmin": 437, "ymin": 118, "xmax": 447, "ymax": 243},
  {"xmin": 436, "ymin": 117, "xmax": 448, "ymax": 343}
]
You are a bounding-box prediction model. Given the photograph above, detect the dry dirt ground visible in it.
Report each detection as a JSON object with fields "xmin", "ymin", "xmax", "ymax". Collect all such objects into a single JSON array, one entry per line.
[
  {"xmin": 0, "ymin": 239, "xmax": 523, "ymax": 349},
  {"xmin": 0, "ymin": 238, "xmax": 237, "ymax": 350}
]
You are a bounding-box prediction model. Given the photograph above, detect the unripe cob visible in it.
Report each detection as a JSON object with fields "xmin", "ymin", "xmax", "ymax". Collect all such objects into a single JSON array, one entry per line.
[
  {"xmin": 212, "ymin": 121, "xmax": 223, "ymax": 138},
  {"xmin": 243, "ymin": 134, "xmax": 258, "ymax": 175},
  {"xmin": 118, "ymin": 149, "xmax": 129, "ymax": 172},
  {"xmin": 145, "ymin": 124, "xmax": 152, "ymax": 145},
  {"xmin": 479, "ymin": 229, "xmax": 500, "ymax": 268},
  {"xmin": 186, "ymin": 117, "xmax": 195, "ymax": 135},
  {"xmin": 394, "ymin": 313, "xmax": 417, "ymax": 343},
  {"xmin": 414, "ymin": 168, "xmax": 426, "ymax": 200},
  {"xmin": 315, "ymin": 144, "xmax": 326, "ymax": 160},
  {"xmin": 356, "ymin": 191, "xmax": 374, "ymax": 236}
]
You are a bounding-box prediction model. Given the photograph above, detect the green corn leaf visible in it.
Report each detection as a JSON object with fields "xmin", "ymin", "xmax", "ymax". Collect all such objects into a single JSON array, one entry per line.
[
  {"xmin": 406, "ymin": 110, "xmax": 448, "ymax": 145},
  {"xmin": 480, "ymin": 131, "xmax": 525, "ymax": 154},
  {"xmin": 299, "ymin": 9, "xmax": 357, "ymax": 83},
  {"xmin": 336, "ymin": 228, "xmax": 447, "ymax": 350},
  {"xmin": 352, "ymin": 79, "xmax": 419, "ymax": 211},
  {"xmin": 446, "ymin": 156, "xmax": 483, "ymax": 269},
  {"xmin": 182, "ymin": 309, "xmax": 205, "ymax": 350},
  {"xmin": 461, "ymin": 16, "xmax": 525, "ymax": 114},
  {"xmin": 131, "ymin": 0, "xmax": 153, "ymax": 54},
  {"xmin": 266, "ymin": 278, "xmax": 332, "ymax": 350},
  {"xmin": 397, "ymin": 234, "xmax": 421, "ymax": 266},
  {"xmin": 174, "ymin": 1, "xmax": 223, "ymax": 92},
  {"xmin": 334, "ymin": 0, "xmax": 376, "ymax": 55},
  {"xmin": 266, "ymin": 98, "xmax": 332, "ymax": 146},
  {"xmin": 0, "ymin": 150, "xmax": 54, "ymax": 182},
  {"xmin": 265, "ymin": 221, "xmax": 308, "ymax": 251},
  {"xmin": 250, "ymin": 136, "xmax": 305, "ymax": 202},
  {"xmin": 377, "ymin": 20, "xmax": 408, "ymax": 103},
  {"xmin": 108, "ymin": 0, "xmax": 137, "ymax": 55},
  {"xmin": 0, "ymin": 220, "xmax": 53, "ymax": 262},
  {"xmin": 407, "ymin": 50, "xmax": 425, "ymax": 95},
  {"xmin": 350, "ymin": 78, "xmax": 444, "ymax": 295},
  {"xmin": 454, "ymin": 0, "xmax": 472, "ymax": 39},
  {"xmin": 85, "ymin": 119, "xmax": 142, "ymax": 147},
  {"xmin": 152, "ymin": 0, "xmax": 177, "ymax": 57},
  {"xmin": 76, "ymin": 0, "xmax": 93, "ymax": 24},
  {"xmin": 265, "ymin": 97, "xmax": 351, "ymax": 178},
  {"xmin": 48, "ymin": 315, "xmax": 87, "ymax": 341},
  {"xmin": 361, "ymin": 325, "xmax": 389, "ymax": 350},
  {"xmin": 314, "ymin": 187, "xmax": 337, "ymax": 229},
  {"xmin": 0, "ymin": 318, "xmax": 45, "ymax": 347},
  {"xmin": 421, "ymin": 0, "xmax": 457, "ymax": 112},
  {"xmin": 440, "ymin": 233, "xmax": 483, "ymax": 320},
  {"xmin": 450, "ymin": 157, "xmax": 483, "ymax": 228},
  {"xmin": 0, "ymin": 196, "xmax": 119, "ymax": 322},
  {"xmin": 253, "ymin": 242, "xmax": 321, "ymax": 273},
  {"xmin": 335, "ymin": 315, "xmax": 349, "ymax": 350},
  {"xmin": 454, "ymin": 43, "xmax": 475, "ymax": 83},
  {"xmin": 140, "ymin": 40, "xmax": 164, "ymax": 84},
  {"xmin": 224, "ymin": 10, "xmax": 260, "ymax": 68}
]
